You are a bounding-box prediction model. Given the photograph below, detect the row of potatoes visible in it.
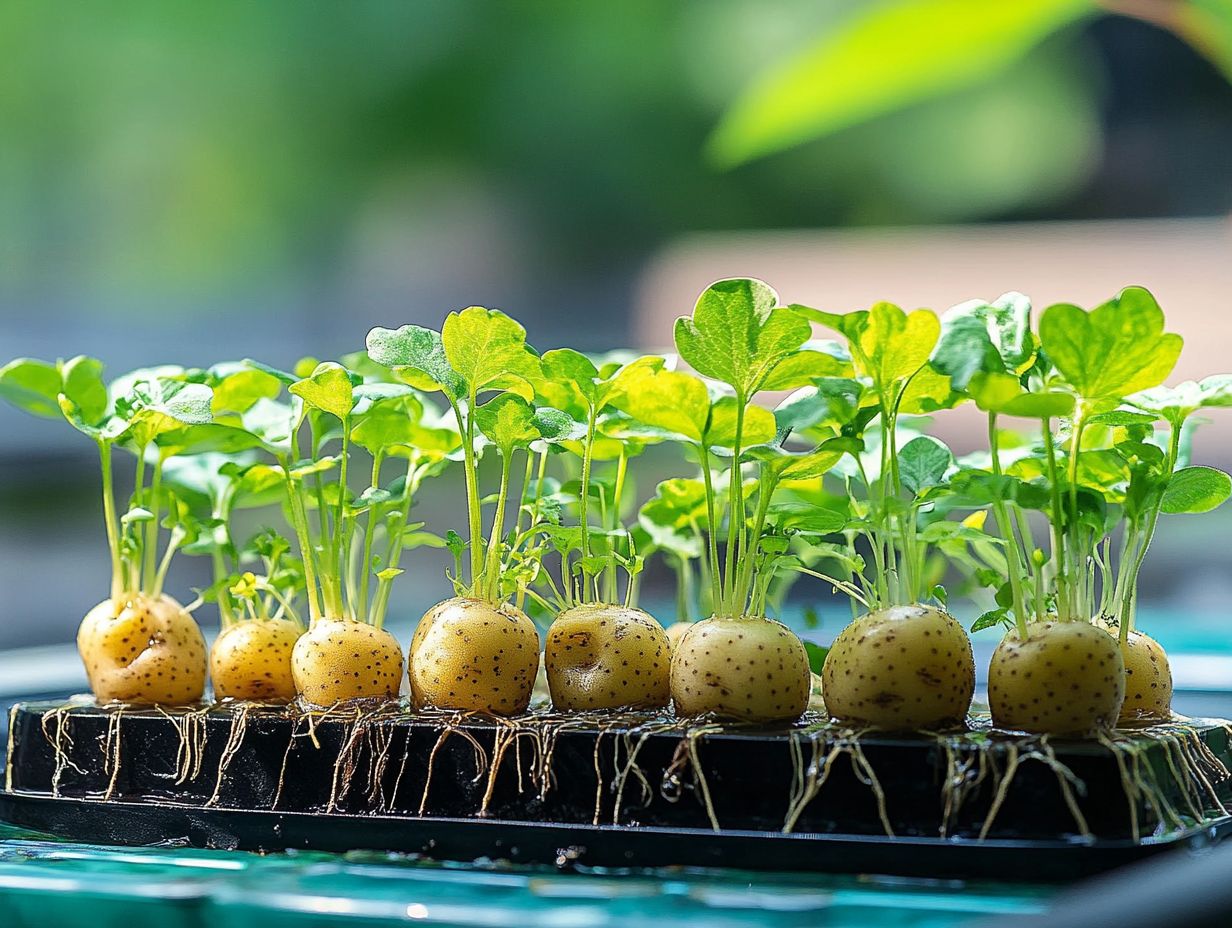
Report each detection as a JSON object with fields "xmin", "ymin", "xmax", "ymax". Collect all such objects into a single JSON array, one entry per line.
[{"xmin": 80, "ymin": 587, "xmax": 1169, "ymax": 737}]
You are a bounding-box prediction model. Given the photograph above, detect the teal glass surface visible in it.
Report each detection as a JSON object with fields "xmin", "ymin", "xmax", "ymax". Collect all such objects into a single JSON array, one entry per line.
[{"xmin": 0, "ymin": 822, "xmax": 1050, "ymax": 927}]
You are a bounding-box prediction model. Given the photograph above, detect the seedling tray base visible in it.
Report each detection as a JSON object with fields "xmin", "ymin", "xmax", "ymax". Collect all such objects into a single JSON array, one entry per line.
[{"xmin": 3, "ymin": 700, "xmax": 1231, "ymax": 880}]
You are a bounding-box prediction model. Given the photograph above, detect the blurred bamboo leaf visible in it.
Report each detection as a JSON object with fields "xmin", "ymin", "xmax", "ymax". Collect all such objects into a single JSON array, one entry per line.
[{"xmin": 708, "ymin": 0, "xmax": 1097, "ymax": 166}]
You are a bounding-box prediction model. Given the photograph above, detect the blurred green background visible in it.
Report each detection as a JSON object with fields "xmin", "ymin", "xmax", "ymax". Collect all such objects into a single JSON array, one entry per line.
[{"xmin": 3, "ymin": 0, "xmax": 1232, "ymax": 658}]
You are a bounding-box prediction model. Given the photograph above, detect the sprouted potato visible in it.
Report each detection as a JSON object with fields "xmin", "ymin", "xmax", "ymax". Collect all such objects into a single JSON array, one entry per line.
[{"xmin": 367, "ymin": 309, "xmax": 551, "ymax": 714}]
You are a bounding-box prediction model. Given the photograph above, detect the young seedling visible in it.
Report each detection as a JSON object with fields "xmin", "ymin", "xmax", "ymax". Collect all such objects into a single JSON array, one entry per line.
[
  {"xmin": 367, "ymin": 307, "xmax": 557, "ymax": 715},
  {"xmin": 0, "ymin": 358, "xmax": 213, "ymax": 704},
  {"xmin": 788, "ymin": 300, "xmax": 976, "ymax": 729},
  {"xmin": 956, "ymin": 288, "xmax": 1186, "ymax": 734},
  {"xmin": 616, "ymin": 279, "xmax": 837, "ymax": 723},
  {"xmin": 525, "ymin": 350, "xmax": 673, "ymax": 711},
  {"xmin": 637, "ymin": 476, "xmax": 710, "ymax": 650}
]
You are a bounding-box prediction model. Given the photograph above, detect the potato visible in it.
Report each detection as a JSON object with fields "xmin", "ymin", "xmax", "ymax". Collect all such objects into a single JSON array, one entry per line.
[
  {"xmin": 823, "ymin": 604, "xmax": 974, "ymax": 730},
  {"xmin": 211, "ymin": 619, "xmax": 301, "ymax": 702},
  {"xmin": 77, "ymin": 594, "xmax": 207, "ymax": 705},
  {"xmin": 670, "ymin": 616, "xmax": 810, "ymax": 723},
  {"xmin": 988, "ymin": 620, "xmax": 1125, "ymax": 735},
  {"xmin": 408, "ymin": 597, "xmax": 540, "ymax": 715},
  {"xmin": 665, "ymin": 621, "xmax": 692, "ymax": 652},
  {"xmin": 545, "ymin": 604, "xmax": 670, "ymax": 710},
  {"xmin": 291, "ymin": 617, "xmax": 404, "ymax": 706},
  {"xmin": 1111, "ymin": 626, "xmax": 1172, "ymax": 724}
]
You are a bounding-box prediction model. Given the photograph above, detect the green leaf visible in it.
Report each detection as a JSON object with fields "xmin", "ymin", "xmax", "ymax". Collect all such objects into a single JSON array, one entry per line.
[
  {"xmin": 931, "ymin": 292, "xmax": 1034, "ymax": 389},
  {"xmin": 349, "ymin": 393, "xmax": 425, "ymax": 454},
  {"xmin": 289, "ymin": 362, "xmax": 355, "ymax": 420},
  {"xmin": 365, "ymin": 324, "xmax": 466, "ymax": 398},
  {"xmin": 968, "ymin": 371, "xmax": 1074, "ymax": 419},
  {"xmin": 540, "ymin": 348, "xmax": 601, "ymax": 411},
  {"xmin": 759, "ymin": 347, "xmax": 851, "ymax": 391},
  {"xmin": 707, "ymin": 0, "xmax": 1095, "ymax": 166},
  {"xmin": 899, "ymin": 436, "xmax": 954, "ymax": 495},
  {"xmin": 532, "ymin": 406, "xmax": 587, "ymax": 443},
  {"xmin": 61, "ymin": 356, "xmax": 110, "ymax": 425},
  {"xmin": 441, "ymin": 306, "xmax": 542, "ymax": 398},
  {"xmin": 774, "ymin": 378, "xmax": 864, "ymax": 432},
  {"xmin": 0, "ymin": 358, "xmax": 62, "ymax": 418},
  {"xmin": 857, "ymin": 303, "xmax": 941, "ymax": 396},
  {"xmin": 1039, "ymin": 287, "xmax": 1183, "ymax": 403},
  {"xmin": 705, "ymin": 396, "xmax": 777, "ymax": 450},
  {"xmin": 970, "ymin": 608, "xmax": 1012, "ymax": 633},
  {"xmin": 609, "ymin": 358, "xmax": 710, "ymax": 443},
  {"xmin": 767, "ymin": 500, "xmax": 848, "ymax": 534},
  {"xmin": 803, "ymin": 641, "xmax": 829, "ymax": 675},
  {"xmin": 1161, "ymin": 466, "xmax": 1232, "ymax": 514},
  {"xmin": 475, "ymin": 393, "xmax": 540, "ymax": 455},
  {"xmin": 211, "ymin": 368, "xmax": 282, "ymax": 414},
  {"xmin": 673, "ymin": 278, "xmax": 810, "ymax": 397}
]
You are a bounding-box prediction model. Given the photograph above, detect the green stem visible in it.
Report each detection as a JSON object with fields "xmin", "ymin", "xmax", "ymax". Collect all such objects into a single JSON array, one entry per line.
[
  {"xmin": 483, "ymin": 451, "xmax": 514, "ymax": 602},
  {"xmin": 357, "ymin": 449, "xmax": 384, "ymax": 622},
  {"xmin": 723, "ymin": 396, "xmax": 746, "ymax": 615},
  {"xmin": 579, "ymin": 406, "xmax": 597, "ymax": 562},
  {"xmin": 604, "ymin": 447, "xmax": 628, "ymax": 603},
  {"xmin": 453, "ymin": 393, "xmax": 484, "ymax": 590},
  {"xmin": 97, "ymin": 440, "xmax": 123, "ymax": 600},
  {"xmin": 698, "ymin": 442, "xmax": 722, "ymax": 615},
  {"xmin": 372, "ymin": 457, "xmax": 418, "ymax": 628},
  {"xmin": 1041, "ymin": 421, "xmax": 1071, "ymax": 620},
  {"xmin": 989, "ymin": 413, "xmax": 1029, "ymax": 638},
  {"xmin": 143, "ymin": 452, "xmax": 165, "ymax": 596},
  {"xmin": 282, "ymin": 449, "xmax": 322, "ymax": 624}
]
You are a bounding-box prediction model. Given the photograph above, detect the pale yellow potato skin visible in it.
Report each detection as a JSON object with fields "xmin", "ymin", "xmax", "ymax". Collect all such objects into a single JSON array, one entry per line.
[
  {"xmin": 408, "ymin": 597, "xmax": 540, "ymax": 715},
  {"xmin": 670, "ymin": 616, "xmax": 810, "ymax": 723},
  {"xmin": 211, "ymin": 619, "xmax": 301, "ymax": 702},
  {"xmin": 545, "ymin": 604, "xmax": 670, "ymax": 710},
  {"xmin": 989, "ymin": 620, "xmax": 1125, "ymax": 735},
  {"xmin": 1105, "ymin": 625, "xmax": 1172, "ymax": 723},
  {"xmin": 823, "ymin": 604, "xmax": 974, "ymax": 730},
  {"xmin": 665, "ymin": 621, "xmax": 692, "ymax": 653},
  {"xmin": 77, "ymin": 593, "xmax": 207, "ymax": 705},
  {"xmin": 291, "ymin": 617, "xmax": 404, "ymax": 706}
]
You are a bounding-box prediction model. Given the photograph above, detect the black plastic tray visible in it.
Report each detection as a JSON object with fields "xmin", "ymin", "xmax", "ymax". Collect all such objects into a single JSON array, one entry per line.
[{"xmin": 3, "ymin": 700, "xmax": 1231, "ymax": 879}]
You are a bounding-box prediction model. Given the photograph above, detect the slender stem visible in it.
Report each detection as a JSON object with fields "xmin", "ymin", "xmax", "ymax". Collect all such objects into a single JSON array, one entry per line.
[
  {"xmin": 579, "ymin": 405, "xmax": 597, "ymax": 565},
  {"xmin": 372, "ymin": 457, "xmax": 418, "ymax": 628},
  {"xmin": 453, "ymin": 392, "xmax": 484, "ymax": 590},
  {"xmin": 483, "ymin": 451, "xmax": 514, "ymax": 602},
  {"xmin": 143, "ymin": 453, "xmax": 164, "ymax": 596},
  {"xmin": 697, "ymin": 442, "xmax": 722, "ymax": 614},
  {"xmin": 357, "ymin": 449, "xmax": 384, "ymax": 622},
  {"xmin": 1041, "ymin": 421, "xmax": 1071, "ymax": 620},
  {"xmin": 514, "ymin": 445, "xmax": 536, "ymax": 537},
  {"xmin": 988, "ymin": 413, "xmax": 1029, "ymax": 638},
  {"xmin": 723, "ymin": 397, "xmax": 746, "ymax": 614},
  {"xmin": 151, "ymin": 528, "xmax": 181, "ymax": 599},
  {"xmin": 604, "ymin": 447, "xmax": 628, "ymax": 602},
  {"xmin": 97, "ymin": 440, "xmax": 123, "ymax": 600},
  {"xmin": 282, "ymin": 448, "xmax": 322, "ymax": 623}
]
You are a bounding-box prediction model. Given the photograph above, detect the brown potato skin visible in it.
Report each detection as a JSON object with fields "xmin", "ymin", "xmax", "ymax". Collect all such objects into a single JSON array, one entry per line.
[
  {"xmin": 545, "ymin": 604, "xmax": 670, "ymax": 710},
  {"xmin": 989, "ymin": 620, "xmax": 1125, "ymax": 735},
  {"xmin": 670, "ymin": 616, "xmax": 810, "ymax": 723},
  {"xmin": 291, "ymin": 617, "xmax": 404, "ymax": 706},
  {"xmin": 77, "ymin": 594, "xmax": 207, "ymax": 705},
  {"xmin": 823, "ymin": 604, "xmax": 974, "ymax": 730},
  {"xmin": 408, "ymin": 597, "xmax": 540, "ymax": 715},
  {"xmin": 211, "ymin": 619, "xmax": 301, "ymax": 702},
  {"xmin": 1106, "ymin": 625, "xmax": 1172, "ymax": 723}
]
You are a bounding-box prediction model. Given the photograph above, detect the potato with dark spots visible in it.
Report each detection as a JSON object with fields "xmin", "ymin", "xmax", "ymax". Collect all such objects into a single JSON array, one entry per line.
[
  {"xmin": 409, "ymin": 597, "xmax": 540, "ymax": 715},
  {"xmin": 989, "ymin": 620, "xmax": 1125, "ymax": 735},
  {"xmin": 545, "ymin": 604, "xmax": 670, "ymax": 710},
  {"xmin": 1106, "ymin": 625, "xmax": 1173, "ymax": 724},
  {"xmin": 77, "ymin": 594, "xmax": 207, "ymax": 705},
  {"xmin": 291, "ymin": 617, "xmax": 404, "ymax": 706},
  {"xmin": 211, "ymin": 619, "xmax": 301, "ymax": 702},
  {"xmin": 823, "ymin": 604, "xmax": 974, "ymax": 730},
  {"xmin": 670, "ymin": 616, "xmax": 810, "ymax": 723},
  {"xmin": 665, "ymin": 621, "xmax": 692, "ymax": 653}
]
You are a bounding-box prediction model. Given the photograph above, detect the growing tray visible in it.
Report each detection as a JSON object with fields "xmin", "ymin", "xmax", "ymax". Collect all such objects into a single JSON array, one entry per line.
[{"xmin": 3, "ymin": 699, "xmax": 1231, "ymax": 880}]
